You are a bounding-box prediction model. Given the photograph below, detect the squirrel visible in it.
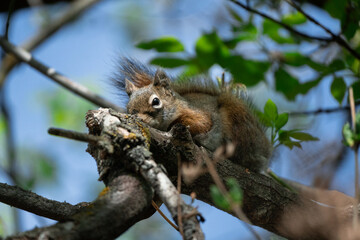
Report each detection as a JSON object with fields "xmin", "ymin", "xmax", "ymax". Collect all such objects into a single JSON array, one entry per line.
[{"xmin": 113, "ymin": 58, "xmax": 271, "ymax": 172}]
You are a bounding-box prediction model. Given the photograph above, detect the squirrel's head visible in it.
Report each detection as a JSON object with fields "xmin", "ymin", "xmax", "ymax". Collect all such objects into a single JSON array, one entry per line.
[{"xmin": 125, "ymin": 69, "xmax": 179, "ymax": 131}]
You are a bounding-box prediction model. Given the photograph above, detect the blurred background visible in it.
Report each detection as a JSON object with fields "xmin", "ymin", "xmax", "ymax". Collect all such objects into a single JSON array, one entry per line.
[{"xmin": 0, "ymin": 0, "xmax": 358, "ymax": 239}]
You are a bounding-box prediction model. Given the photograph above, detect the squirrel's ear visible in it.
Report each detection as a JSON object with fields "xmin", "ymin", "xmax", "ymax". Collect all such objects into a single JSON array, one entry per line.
[
  {"xmin": 125, "ymin": 79, "xmax": 138, "ymax": 96},
  {"xmin": 153, "ymin": 69, "xmax": 171, "ymax": 88}
]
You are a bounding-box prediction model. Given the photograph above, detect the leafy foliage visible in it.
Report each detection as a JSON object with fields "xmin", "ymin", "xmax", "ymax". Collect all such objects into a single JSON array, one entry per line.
[
  {"xmin": 258, "ymin": 99, "xmax": 318, "ymax": 149},
  {"xmin": 343, "ymin": 112, "xmax": 360, "ymax": 148},
  {"xmin": 42, "ymin": 88, "xmax": 95, "ymax": 130},
  {"xmin": 16, "ymin": 148, "xmax": 57, "ymax": 190},
  {"xmin": 134, "ymin": 0, "xmax": 360, "ymax": 104},
  {"xmin": 210, "ymin": 178, "xmax": 243, "ymax": 211},
  {"xmin": 136, "ymin": 36, "xmax": 184, "ymax": 52}
]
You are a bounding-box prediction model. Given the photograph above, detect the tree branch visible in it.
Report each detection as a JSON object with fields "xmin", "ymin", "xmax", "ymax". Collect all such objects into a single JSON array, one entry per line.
[
  {"xmin": 0, "ymin": 0, "xmax": 103, "ymax": 88},
  {"xmin": 4, "ymin": 108, "xmax": 360, "ymax": 239},
  {"xmin": 0, "ymin": 182, "xmax": 88, "ymax": 221},
  {"xmin": 85, "ymin": 108, "xmax": 205, "ymax": 240},
  {"xmin": 0, "ymin": 37, "xmax": 124, "ymax": 112},
  {"xmin": 284, "ymin": 0, "xmax": 360, "ymax": 60},
  {"xmin": 5, "ymin": 174, "xmax": 156, "ymax": 240},
  {"xmin": 146, "ymin": 110, "xmax": 359, "ymax": 239},
  {"xmin": 229, "ymin": 0, "xmax": 332, "ymax": 42},
  {"xmin": 289, "ymin": 100, "xmax": 360, "ymax": 116},
  {"xmin": 230, "ymin": 0, "xmax": 360, "ymax": 60},
  {"xmin": 0, "ymin": 0, "xmax": 75, "ymax": 12}
]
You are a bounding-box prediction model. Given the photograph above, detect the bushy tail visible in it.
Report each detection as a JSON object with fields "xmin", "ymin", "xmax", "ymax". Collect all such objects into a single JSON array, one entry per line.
[{"xmin": 111, "ymin": 58, "xmax": 155, "ymax": 95}]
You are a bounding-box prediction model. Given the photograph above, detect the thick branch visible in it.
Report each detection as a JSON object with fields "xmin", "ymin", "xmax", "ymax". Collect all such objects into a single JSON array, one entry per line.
[
  {"xmin": 147, "ymin": 113, "xmax": 359, "ymax": 239},
  {"xmin": 5, "ymin": 108, "xmax": 358, "ymax": 239},
  {"xmin": 85, "ymin": 108, "xmax": 204, "ymax": 240},
  {"xmin": 0, "ymin": 182, "xmax": 87, "ymax": 221},
  {"xmin": 5, "ymin": 174, "xmax": 156, "ymax": 240}
]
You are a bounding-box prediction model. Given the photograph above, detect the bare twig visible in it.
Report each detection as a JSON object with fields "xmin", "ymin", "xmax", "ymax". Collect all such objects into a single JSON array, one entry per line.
[
  {"xmin": 284, "ymin": 0, "xmax": 360, "ymax": 60},
  {"xmin": 151, "ymin": 201, "xmax": 179, "ymax": 231},
  {"xmin": 177, "ymin": 153, "xmax": 184, "ymax": 239},
  {"xmin": 48, "ymin": 127, "xmax": 102, "ymax": 143},
  {"xmin": 229, "ymin": 0, "xmax": 331, "ymax": 42},
  {"xmin": 0, "ymin": 36, "xmax": 124, "ymax": 112},
  {"xmin": 290, "ymin": 100, "xmax": 360, "ymax": 116},
  {"xmin": 0, "ymin": 0, "xmax": 103, "ymax": 87}
]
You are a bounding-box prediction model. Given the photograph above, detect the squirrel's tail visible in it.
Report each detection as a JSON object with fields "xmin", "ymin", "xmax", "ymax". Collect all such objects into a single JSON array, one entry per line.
[{"xmin": 111, "ymin": 57, "xmax": 155, "ymax": 95}]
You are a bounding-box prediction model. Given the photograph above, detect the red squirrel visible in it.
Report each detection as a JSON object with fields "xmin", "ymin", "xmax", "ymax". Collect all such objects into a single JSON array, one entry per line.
[{"xmin": 113, "ymin": 59, "xmax": 271, "ymax": 172}]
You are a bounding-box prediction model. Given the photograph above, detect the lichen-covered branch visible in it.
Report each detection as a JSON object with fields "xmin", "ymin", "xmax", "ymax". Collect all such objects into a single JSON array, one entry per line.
[{"xmin": 85, "ymin": 108, "xmax": 204, "ymax": 240}]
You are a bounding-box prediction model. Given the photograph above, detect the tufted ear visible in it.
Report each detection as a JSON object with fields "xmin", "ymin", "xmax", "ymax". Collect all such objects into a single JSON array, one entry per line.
[
  {"xmin": 153, "ymin": 69, "xmax": 171, "ymax": 88},
  {"xmin": 125, "ymin": 79, "xmax": 138, "ymax": 96}
]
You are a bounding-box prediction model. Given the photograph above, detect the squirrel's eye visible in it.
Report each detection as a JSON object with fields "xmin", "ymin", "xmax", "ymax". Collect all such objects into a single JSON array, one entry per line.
[
  {"xmin": 152, "ymin": 97, "xmax": 160, "ymax": 106},
  {"xmin": 149, "ymin": 94, "xmax": 162, "ymax": 109}
]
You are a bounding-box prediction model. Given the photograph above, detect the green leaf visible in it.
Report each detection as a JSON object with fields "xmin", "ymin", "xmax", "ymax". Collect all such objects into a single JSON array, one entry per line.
[
  {"xmin": 282, "ymin": 12, "xmax": 306, "ymax": 25},
  {"xmin": 43, "ymin": 88, "xmax": 95, "ymax": 130},
  {"xmin": 352, "ymin": 81, "xmax": 360, "ymax": 101},
  {"xmin": 226, "ymin": 178, "xmax": 243, "ymax": 204},
  {"xmin": 222, "ymin": 55, "xmax": 270, "ymax": 86},
  {"xmin": 0, "ymin": 116, "xmax": 5, "ymax": 134},
  {"xmin": 150, "ymin": 57, "xmax": 189, "ymax": 68},
  {"xmin": 278, "ymin": 130, "xmax": 290, "ymax": 142},
  {"xmin": 356, "ymin": 112, "xmax": 360, "ymax": 136},
  {"xmin": 325, "ymin": 0, "xmax": 347, "ymax": 20},
  {"xmin": 343, "ymin": 21, "xmax": 358, "ymax": 40},
  {"xmin": 225, "ymin": 24, "xmax": 258, "ymax": 48},
  {"xmin": 289, "ymin": 132, "xmax": 319, "ymax": 141},
  {"xmin": 298, "ymin": 77, "xmax": 322, "ymax": 95},
  {"xmin": 256, "ymin": 111, "xmax": 273, "ymax": 127},
  {"xmin": 283, "ymin": 52, "xmax": 308, "ymax": 66},
  {"xmin": 136, "ymin": 37, "xmax": 184, "ymax": 52},
  {"xmin": 37, "ymin": 157, "xmax": 55, "ymax": 180},
  {"xmin": 210, "ymin": 185, "xmax": 230, "ymax": 210},
  {"xmin": 264, "ymin": 99, "xmax": 278, "ymax": 123},
  {"xmin": 328, "ymin": 59, "xmax": 346, "ymax": 72},
  {"xmin": 227, "ymin": 7, "xmax": 243, "ymax": 23},
  {"xmin": 283, "ymin": 52, "xmax": 326, "ymax": 72},
  {"xmin": 343, "ymin": 122, "xmax": 354, "ymax": 147},
  {"xmin": 195, "ymin": 31, "xmax": 230, "ymax": 69},
  {"xmin": 275, "ymin": 68, "xmax": 300, "ymax": 100},
  {"xmin": 283, "ymin": 140, "xmax": 302, "ymax": 149},
  {"xmin": 330, "ymin": 77, "xmax": 346, "ymax": 104},
  {"xmin": 275, "ymin": 113, "xmax": 289, "ymax": 130},
  {"xmin": 263, "ymin": 19, "xmax": 294, "ymax": 44}
]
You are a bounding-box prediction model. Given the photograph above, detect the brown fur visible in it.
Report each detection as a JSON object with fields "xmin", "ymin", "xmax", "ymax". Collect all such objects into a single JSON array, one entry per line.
[
  {"xmin": 174, "ymin": 108, "xmax": 212, "ymax": 135},
  {"xmin": 133, "ymin": 72, "xmax": 152, "ymax": 88},
  {"xmin": 120, "ymin": 61, "xmax": 271, "ymax": 172}
]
